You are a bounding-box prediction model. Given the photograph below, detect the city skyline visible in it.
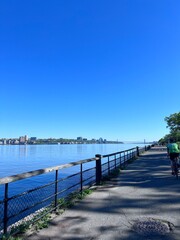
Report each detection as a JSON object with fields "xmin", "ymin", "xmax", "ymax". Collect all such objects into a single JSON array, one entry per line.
[
  {"xmin": 0, "ymin": 134, "xmax": 154, "ymax": 145},
  {"xmin": 0, "ymin": 135, "xmax": 125, "ymax": 145},
  {"xmin": 1, "ymin": 1, "xmax": 179, "ymax": 142}
]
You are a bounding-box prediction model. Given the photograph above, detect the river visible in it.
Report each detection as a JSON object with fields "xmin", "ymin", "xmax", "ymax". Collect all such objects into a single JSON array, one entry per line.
[
  {"xmin": 0, "ymin": 143, "xmax": 146, "ymax": 199},
  {"xmin": 0, "ymin": 143, "xmax": 146, "ymax": 177}
]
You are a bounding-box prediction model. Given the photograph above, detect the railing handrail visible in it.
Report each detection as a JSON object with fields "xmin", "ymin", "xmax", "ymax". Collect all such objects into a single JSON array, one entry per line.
[
  {"xmin": 102, "ymin": 147, "xmax": 136, "ymax": 158},
  {"xmin": 0, "ymin": 146, "xmax": 139, "ymax": 185},
  {"xmin": 0, "ymin": 157, "xmax": 97, "ymax": 185}
]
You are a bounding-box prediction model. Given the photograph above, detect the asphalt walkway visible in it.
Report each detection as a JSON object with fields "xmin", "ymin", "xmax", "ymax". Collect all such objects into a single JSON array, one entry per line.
[{"xmin": 26, "ymin": 147, "xmax": 180, "ymax": 240}]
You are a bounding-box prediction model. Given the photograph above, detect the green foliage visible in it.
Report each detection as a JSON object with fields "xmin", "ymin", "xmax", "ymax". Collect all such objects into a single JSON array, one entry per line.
[
  {"xmin": 57, "ymin": 198, "xmax": 68, "ymax": 208},
  {"xmin": 165, "ymin": 112, "xmax": 180, "ymax": 133},
  {"xmin": 1, "ymin": 188, "xmax": 93, "ymax": 238},
  {"xmin": 1, "ymin": 234, "xmax": 22, "ymax": 240},
  {"xmin": 35, "ymin": 214, "xmax": 51, "ymax": 230},
  {"xmin": 160, "ymin": 112, "xmax": 180, "ymax": 143},
  {"xmin": 10, "ymin": 223, "xmax": 30, "ymax": 235},
  {"xmin": 76, "ymin": 189, "xmax": 93, "ymax": 200}
]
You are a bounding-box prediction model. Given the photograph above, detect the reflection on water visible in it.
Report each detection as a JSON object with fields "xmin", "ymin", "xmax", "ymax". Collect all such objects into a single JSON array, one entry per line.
[
  {"xmin": 76, "ymin": 144, "xmax": 84, "ymax": 156},
  {"xmin": 19, "ymin": 145, "xmax": 28, "ymax": 157}
]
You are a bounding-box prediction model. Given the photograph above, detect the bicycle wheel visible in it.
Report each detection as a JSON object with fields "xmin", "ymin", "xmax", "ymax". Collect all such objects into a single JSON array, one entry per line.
[{"xmin": 173, "ymin": 159, "xmax": 179, "ymax": 179}]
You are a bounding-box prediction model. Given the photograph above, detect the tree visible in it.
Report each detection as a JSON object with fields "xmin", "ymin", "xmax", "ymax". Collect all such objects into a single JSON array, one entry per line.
[{"xmin": 164, "ymin": 112, "xmax": 180, "ymax": 141}]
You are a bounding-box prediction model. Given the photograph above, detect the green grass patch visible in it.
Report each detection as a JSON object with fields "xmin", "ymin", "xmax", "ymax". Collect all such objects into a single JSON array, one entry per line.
[{"xmin": 8, "ymin": 188, "xmax": 94, "ymax": 238}]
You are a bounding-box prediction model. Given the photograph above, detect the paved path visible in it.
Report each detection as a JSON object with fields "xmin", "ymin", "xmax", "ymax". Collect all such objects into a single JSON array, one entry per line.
[{"xmin": 26, "ymin": 147, "xmax": 180, "ymax": 240}]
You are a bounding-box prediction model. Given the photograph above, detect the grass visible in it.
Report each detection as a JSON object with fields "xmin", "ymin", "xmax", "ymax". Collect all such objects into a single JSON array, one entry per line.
[
  {"xmin": 1, "ymin": 235, "xmax": 22, "ymax": 240},
  {"xmin": 3, "ymin": 188, "xmax": 94, "ymax": 240}
]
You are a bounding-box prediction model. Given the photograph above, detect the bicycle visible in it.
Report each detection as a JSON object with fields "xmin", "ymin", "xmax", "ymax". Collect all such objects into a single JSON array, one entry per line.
[{"xmin": 172, "ymin": 157, "xmax": 179, "ymax": 179}]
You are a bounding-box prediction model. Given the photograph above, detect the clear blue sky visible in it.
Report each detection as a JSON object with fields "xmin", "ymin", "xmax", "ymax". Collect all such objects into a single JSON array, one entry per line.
[{"xmin": 1, "ymin": 0, "xmax": 180, "ymax": 142}]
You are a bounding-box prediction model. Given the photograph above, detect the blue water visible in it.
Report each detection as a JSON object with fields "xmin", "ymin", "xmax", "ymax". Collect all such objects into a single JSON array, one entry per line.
[
  {"xmin": 0, "ymin": 144, "xmax": 146, "ymax": 178},
  {"xmin": 0, "ymin": 144, "xmax": 145, "ymax": 199}
]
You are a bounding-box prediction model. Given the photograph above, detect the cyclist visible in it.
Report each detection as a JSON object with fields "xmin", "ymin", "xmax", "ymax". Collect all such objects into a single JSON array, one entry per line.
[{"xmin": 167, "ymin": 138, "xmax": 180, "ymax": 175}]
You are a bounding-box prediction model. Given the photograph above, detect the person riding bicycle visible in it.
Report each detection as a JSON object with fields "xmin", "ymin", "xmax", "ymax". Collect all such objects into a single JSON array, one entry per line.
[{"xmin": 167, "ymin": 138, "xmax": 180, "ymax": 175}]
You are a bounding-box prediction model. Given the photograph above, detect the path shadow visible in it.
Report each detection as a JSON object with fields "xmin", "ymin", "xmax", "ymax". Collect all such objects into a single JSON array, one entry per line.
[{"xmin": 27, "ymin": 148, "xmax": 180, "ymax": 240}]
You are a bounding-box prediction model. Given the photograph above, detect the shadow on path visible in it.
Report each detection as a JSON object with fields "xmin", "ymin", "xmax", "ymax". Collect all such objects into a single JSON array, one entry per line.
[{"xmin": 27, "ymin": 147, "xmax": 180, "ymax": 240}]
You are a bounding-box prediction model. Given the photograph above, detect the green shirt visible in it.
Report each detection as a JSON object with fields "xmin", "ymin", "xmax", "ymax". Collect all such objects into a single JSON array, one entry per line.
[{"xmin": 167, "ymin": 143, "xmax": 180, "ymax": 153}]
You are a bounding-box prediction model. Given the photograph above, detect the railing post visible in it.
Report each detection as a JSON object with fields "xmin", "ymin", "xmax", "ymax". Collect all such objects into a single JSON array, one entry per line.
[
  {"xmin": 133, "ymin": 149, "xmax": 136, "ymax": 159},
  {"xmin": 4, "ymin": 183, "xmax": 8, "ymax": 235},
  {"xmin": 124, "ymin": 152, "xmax": 126, "ymax": 167},
  {"xmin": 54, "ymin": 170, "xmax": 58, "ymax": 209},
  {"xmin": 115, "ymin": 154, "xmax": 117, "ymax": 169},
  {"xmin": 145, "ymin": 145, "xmax": 147, "ymax": 151},
  {"xmin": 95, "ymin": 154, "xmax": 102, "ymax": 185},
  {"xmin": 80, "ymin": 163, "xmax": 83, "ymax": 194},
  {"xmin": 108, "ymin": 156, "xmax": 110, "ymax": 176},
  {"xmin": 136, "ymin": 146, "xmax": 139, "ymax": 157},
  {"xmin": 120, "ymin": 153, "xmax": 122, "ymax": 167}
]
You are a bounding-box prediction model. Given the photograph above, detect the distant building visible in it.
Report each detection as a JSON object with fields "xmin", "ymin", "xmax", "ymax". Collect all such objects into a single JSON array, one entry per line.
[
  {"xmin": 25, "ymin": 135, "xmax": 28, "ymax": 141},
  {"xmin": 7, "ymin": 139, "xmax": 11, "ymax": 144},
  {"xmin": 77, "ymin": 137, "xmax": 83, "ymax": 141},
  {"xmin": 19, "ymin": 136, "xmax": 25, "ymax": 143},
  {"xmin": 98, "ymin": 138, "xmax": 104, "ymax": 143},
  {"xmin": 19, "ymin": 135, "xmax": 28, "ymax": 144},
  {"xmin": 14, "ymin": 140, "xmax": 19, "ymax": 144},
  {"xmin": 30, "ymin": 137, "xmax": 37, "ymax": 141}
]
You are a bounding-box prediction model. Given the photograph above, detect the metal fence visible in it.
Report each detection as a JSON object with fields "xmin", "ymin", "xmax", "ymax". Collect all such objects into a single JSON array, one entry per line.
[{"xmin": 0, "ymin": 145, "xmax": 150, "ymax": 236}]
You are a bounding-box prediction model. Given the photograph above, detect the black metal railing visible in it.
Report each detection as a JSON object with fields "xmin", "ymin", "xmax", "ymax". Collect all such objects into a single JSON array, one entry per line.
[{"xmin": 0, "ymin": 145, "xmax": 151, "ymax": 235}]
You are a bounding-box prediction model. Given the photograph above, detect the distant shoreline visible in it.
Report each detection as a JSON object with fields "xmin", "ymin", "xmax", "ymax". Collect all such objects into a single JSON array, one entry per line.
[{"xmin": 0, "ymin": 141, "xmax": 124, "ymax": 146}]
